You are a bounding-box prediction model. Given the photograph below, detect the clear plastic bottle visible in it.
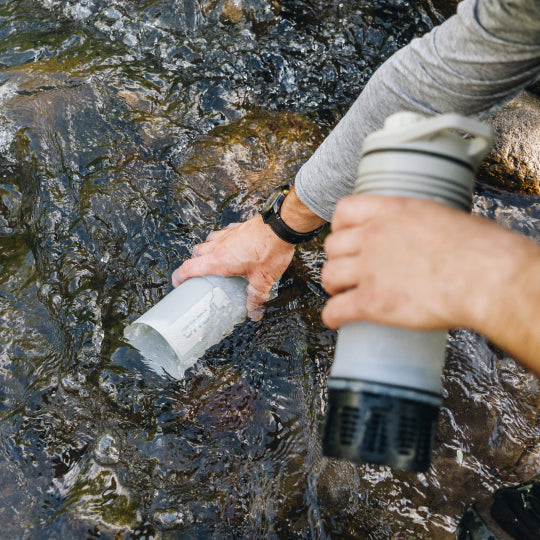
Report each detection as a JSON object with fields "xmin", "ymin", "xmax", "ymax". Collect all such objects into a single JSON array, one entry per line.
[
  {"xmin": 322, "ymin": 112, "xmax": 493, "ymax": 472},
  {"xmin": 124, "ymin": 275, "xmax": 248, "ymax": 379}
]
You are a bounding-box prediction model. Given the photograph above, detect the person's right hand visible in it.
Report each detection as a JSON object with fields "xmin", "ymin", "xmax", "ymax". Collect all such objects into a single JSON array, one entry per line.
[
  {"xmin": 320, "ymin": 194, "xmax": 540, "ymax": 376},
  {"xmin": 172, "ymin": 214, "xmax": 296, "ymax": 320}
]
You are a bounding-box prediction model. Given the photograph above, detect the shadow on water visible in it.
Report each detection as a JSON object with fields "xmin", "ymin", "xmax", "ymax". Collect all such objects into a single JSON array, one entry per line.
[{"xmin": 0, "ymin": 0, "xmax": 538, "ymax": 538}]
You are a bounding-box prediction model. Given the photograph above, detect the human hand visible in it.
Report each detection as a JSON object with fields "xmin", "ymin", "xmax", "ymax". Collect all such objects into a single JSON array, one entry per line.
[
  {"xmin": 172, "ymin": 214, "xmax": 296, "ymax": 320},
  {"xmin": 321, "ymin": 194, "xmax": 532, "ymax": 333}
]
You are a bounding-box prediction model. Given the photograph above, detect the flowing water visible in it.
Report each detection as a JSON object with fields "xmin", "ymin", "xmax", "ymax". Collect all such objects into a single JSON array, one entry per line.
[{"xmin": 0, "ymin": 0, "xmax": 539, "ymax": 538}]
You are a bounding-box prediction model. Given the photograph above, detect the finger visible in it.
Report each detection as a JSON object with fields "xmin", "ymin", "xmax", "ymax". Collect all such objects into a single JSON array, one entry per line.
[
  {"xmin": 206, "ymin": 222, "xmax": 240, "ymax": 242},
  {"xmin": 192, "ymin": 240, "xmax": 216, "ymax": 258},
  {"xmin": 321, "ymin": 255, "xmax": 364, "ymax": 296},
  {"xmin": 193, "ymin": 222, "xmax": 242, "ymax": 256},
  {"xmin": 248, "ymin": 305, "xmax": 265, "ymax": 322},
  {"xmin": 321, "ymin": 288, "xmax": 365, "ymax": 330},
  {"xmin": 324, "ymin": 227, "xmax": 363, "ymax": 259},
  {"xmin": 331, "ymin": 194, "xmax": 400, "ymax": 231},
  {"xmin": 172, "ymin": 255, "xmax": 225, "ymax": 287},
  {"xmin": 246, "ymin": 282, "xmax": 271, "ymax": 321}
]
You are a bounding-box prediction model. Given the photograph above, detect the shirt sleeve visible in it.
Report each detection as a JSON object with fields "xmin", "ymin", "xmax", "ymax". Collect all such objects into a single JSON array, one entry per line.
[{"xmin": 294, "ymin": 0, "xmax": 540, "ymax": 222}]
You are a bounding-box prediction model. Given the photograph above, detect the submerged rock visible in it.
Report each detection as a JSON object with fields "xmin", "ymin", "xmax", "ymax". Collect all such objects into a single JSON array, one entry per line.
[
  {"xmin": 172, "ymin": 109, "xmax": 323, "ymax": 221},
  {"xmin": 478, "ymin": 91, "xmax": 540, "ymax": 194}
]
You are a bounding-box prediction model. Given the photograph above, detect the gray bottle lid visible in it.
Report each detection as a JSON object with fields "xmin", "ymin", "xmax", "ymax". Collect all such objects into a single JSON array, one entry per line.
[{"xmin": 361, "ymin": 112, "xmax": 493, "ymax": 168}]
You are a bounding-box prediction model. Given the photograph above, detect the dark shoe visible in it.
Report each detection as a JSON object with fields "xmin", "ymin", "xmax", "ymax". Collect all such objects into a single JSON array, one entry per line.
[{"xmin": 457, "ymin": 479, "xmax": 540, "ymax": 540}]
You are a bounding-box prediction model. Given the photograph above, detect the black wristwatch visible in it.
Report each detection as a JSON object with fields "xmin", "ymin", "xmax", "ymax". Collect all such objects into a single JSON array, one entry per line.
[{"xmin": 260, "ymin": 185, "xmax": 324, "ymax": 244}]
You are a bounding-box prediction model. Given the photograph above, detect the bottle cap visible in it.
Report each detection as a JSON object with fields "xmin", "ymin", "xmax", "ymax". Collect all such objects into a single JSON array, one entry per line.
[{"xmin": 361, "ymin": 112, "xmax": 493, "ymax": 168}]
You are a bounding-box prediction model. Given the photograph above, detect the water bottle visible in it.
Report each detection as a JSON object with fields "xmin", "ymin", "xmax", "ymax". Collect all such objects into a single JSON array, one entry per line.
[
  {"xmin": 124, "ymin": 275, "xmax": 248, "ymax": 379},
  {"xmin": 322, "ymin": 112, "xmax": 492, "ymax": 472}
]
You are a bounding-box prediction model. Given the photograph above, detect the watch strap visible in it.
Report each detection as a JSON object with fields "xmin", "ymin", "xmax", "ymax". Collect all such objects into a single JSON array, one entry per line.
[{"xmin": 261, "ymin": 188, "xmax": 324, "ymax": 244}]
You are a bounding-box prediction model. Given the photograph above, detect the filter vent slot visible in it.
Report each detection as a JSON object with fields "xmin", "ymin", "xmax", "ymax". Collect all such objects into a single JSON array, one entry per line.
[
  {"xmin": 339, "ymin": 406, "xmax": 360, "ymax": 446},
  {"xmin": 362, "ymin": 407, "xmax": 388, "ymax": 457}
]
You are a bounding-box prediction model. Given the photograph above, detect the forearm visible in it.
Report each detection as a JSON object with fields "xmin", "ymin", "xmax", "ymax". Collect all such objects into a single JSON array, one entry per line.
[
  {"xmin": 469, "ymin": 234, "xmax": 540, "ymax": 375},
  {"xmin": 295, "ymin": 0, "xmax": 540, "ymax": 221}
]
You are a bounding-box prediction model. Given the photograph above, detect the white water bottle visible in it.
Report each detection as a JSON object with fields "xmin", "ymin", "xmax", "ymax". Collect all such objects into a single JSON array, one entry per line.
[
  {"xmin": 322, "ymin": 112, "xmax": 492, "ymax": 472},
  {"xmin": 124, "ymin": 275, "xmax": 248, "ymax": 379}
]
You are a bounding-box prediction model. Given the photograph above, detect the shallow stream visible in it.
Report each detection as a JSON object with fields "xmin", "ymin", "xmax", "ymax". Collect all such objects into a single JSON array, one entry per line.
[{"xmin": 1, "ymin": 0, "xmax": 539, "ymax": 538}]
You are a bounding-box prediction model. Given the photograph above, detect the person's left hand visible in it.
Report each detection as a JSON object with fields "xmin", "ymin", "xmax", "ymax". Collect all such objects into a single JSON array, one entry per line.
[
  {"xmin": 320, "ymin": 194, "xmax": 519, "ymax": 332},
  {"xmin": 172, "ymin": 215, "xmax": 296, "ymax": 321}
]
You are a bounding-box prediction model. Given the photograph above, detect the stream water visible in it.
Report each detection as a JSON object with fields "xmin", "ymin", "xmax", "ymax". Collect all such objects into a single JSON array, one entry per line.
[{"xmin": 1, "ymin": 0, "xmax": 539, "ymax": 538}]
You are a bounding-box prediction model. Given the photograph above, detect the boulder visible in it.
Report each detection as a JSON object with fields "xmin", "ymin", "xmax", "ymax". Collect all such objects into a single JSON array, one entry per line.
[{"xmin": 477, "ymin": 91, "xmax": 540, "ymax": 195}]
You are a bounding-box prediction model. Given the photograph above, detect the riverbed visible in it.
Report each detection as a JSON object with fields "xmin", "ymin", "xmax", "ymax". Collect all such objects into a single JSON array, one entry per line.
[{"xmin": 1, "ymin": 1, "xmax": 539, "ymax": 538}]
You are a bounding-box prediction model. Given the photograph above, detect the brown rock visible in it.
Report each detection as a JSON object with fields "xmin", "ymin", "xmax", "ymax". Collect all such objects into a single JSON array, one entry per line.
[{"xmin": 477, "ymin": 91, "xmax": 540, "ymax": 194}]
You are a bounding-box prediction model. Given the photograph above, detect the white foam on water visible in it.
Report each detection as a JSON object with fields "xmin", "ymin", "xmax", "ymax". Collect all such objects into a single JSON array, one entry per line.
[
  {"xmin": 40, "ymin": 0, "xmax": 62, "ymax": 8},
  {"xmin": 123, "ymin": 32, "xmax": 139, "ymax": 48},
  {"xmin": 63, "ymin": 0, "xmax": 95, "ymax": 20},
  {"xmin": 0, "ymin": 82, "xmax": 18, "ymax": 159},
  {"xmin": 0, "ymin": 82, "xmax": 17, "ymax": 104},
  {"xmin": 0, "ymin": 128, "xmax": 15, "ymax": 156}
]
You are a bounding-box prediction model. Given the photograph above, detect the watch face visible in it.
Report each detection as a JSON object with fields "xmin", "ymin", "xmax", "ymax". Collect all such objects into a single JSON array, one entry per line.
[{"xmin": 261, "ymin": 188, "xmax": 286, "ymax": 216}]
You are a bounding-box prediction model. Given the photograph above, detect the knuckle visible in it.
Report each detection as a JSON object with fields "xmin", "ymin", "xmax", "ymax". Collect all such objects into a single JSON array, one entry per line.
[{"xmin": 323, "ymin": 235, "xmax": 334, "ymax": 256}]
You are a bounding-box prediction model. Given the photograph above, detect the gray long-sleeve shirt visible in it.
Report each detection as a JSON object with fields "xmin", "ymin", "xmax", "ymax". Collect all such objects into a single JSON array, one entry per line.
[{"xmin": 295, "ymin": 0, "xmax": 540, "ymax": 222}]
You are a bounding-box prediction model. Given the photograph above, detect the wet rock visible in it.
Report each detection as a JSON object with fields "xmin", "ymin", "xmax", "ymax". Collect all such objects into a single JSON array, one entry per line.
[
  {"xmin": 174, "ymin": 367, "xmax": 259, "ymax": 436},
  {"xmin": 55, "ymin": 462, "xmax": 140, "ymax": 529},
  {"xmin": 431, "ymin": 0, "xmax": 459, "ymax": 19},
  {"xmin": 0, "ymin": 66, "xmax": 183, "ymax": 370},
  {"xmin": 2, "ymin": 0, "xmax": 538, "ymax": 538},
  {"xmin": 477, "ymin": 91, "xmax": 540, "ymax": 194},
  {"xmin": 199, "ymin": 0, "xmax": 278, "ymax": 26},
  {"xmin": 2, "ymin": 73, "xmax": 157, "ymax": 169},
  {"xmin": 0, "ymin": 215, "xmax": 11, "ymax": 236}
]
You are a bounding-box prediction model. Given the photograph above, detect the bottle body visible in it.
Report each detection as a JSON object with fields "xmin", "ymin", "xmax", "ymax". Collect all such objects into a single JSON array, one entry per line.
[
  {"xmin": 322, "ymin": 112, "xmax": 492, "ymax": 472},
  {"xmin": 331, "ymin": 324, "xmax": 448, "ymax": 394},
  {"xmin": 124, "ymin": 275, "xmax": 248, "ymax": 379}
]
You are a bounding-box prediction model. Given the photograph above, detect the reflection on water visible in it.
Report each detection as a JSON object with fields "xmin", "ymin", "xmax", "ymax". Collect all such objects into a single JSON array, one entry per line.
[{"xmin": 0, "ymin": 0, "xmax": 538, "ymax": 538}]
